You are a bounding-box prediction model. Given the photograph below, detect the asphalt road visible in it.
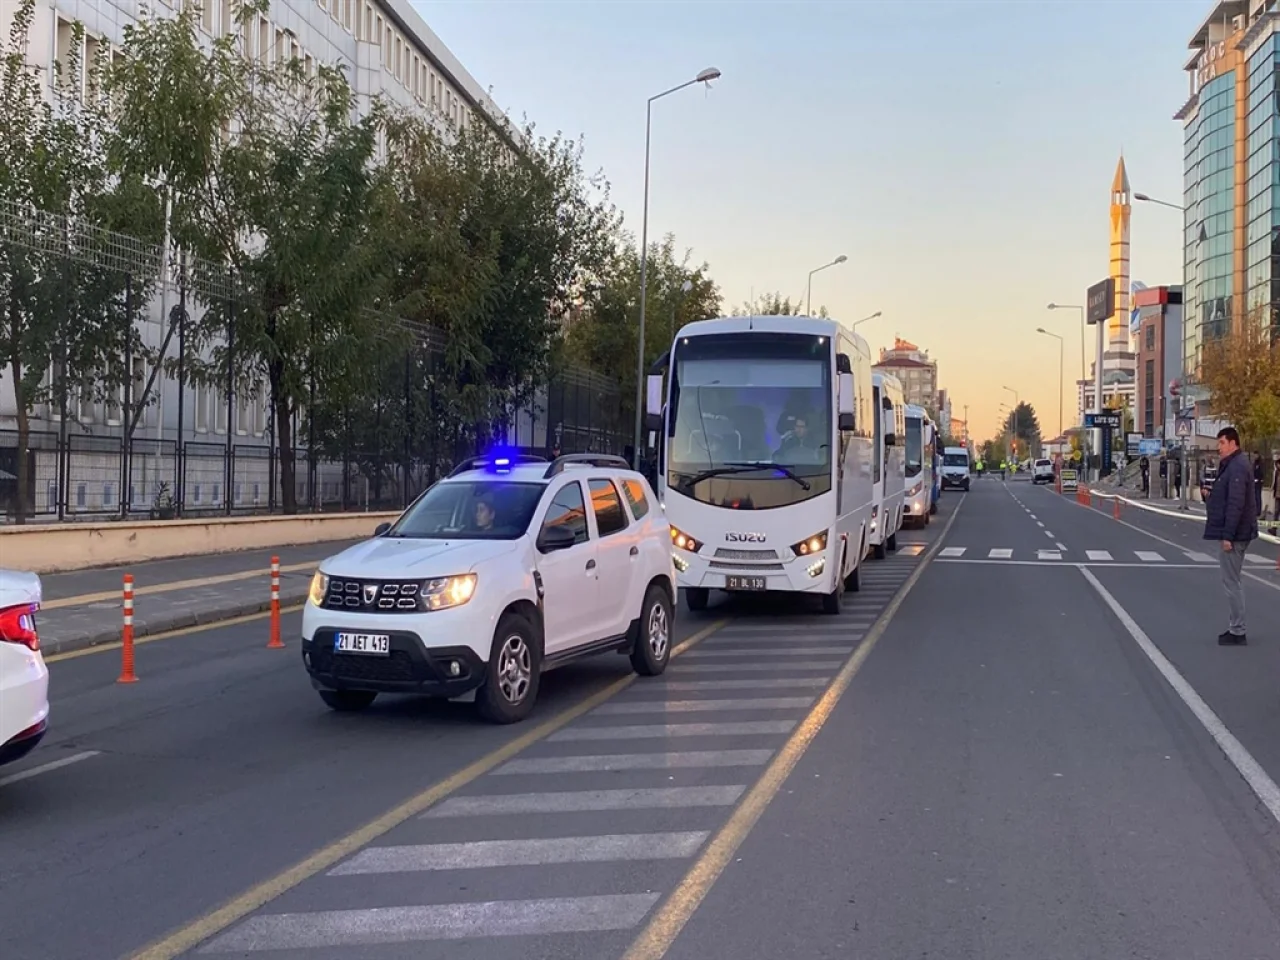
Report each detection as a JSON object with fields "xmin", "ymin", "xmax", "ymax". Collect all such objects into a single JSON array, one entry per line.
[{"xmin": 7, "ymin": 481, "xmax": 1278, "ymax": 960}]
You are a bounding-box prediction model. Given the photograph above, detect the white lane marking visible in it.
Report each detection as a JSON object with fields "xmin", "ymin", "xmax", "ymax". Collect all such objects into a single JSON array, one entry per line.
[
  {"xmin": 1056, "ymin": 542, "xmax": 1069, "ymax": 551},
  {"xmin": 1086, "ymin": 550, "xmax": 1113, "ymax": 561},
  {"xmin": 700, "ymin": 636, "xmax": 863, "ymax": 647},
  {"xmin": 939, "ymin": 547, "xmax": 967, "ymax": 558},
  {"xmin": 719, "ymin": 625, "xmax": 867, "ymax": 636},
  {"xmin": 329, "ymin": 833, "xmax": 710, "ymax": 875},
  {"xmin": 493, "ymin": 750, "xmax": 775, "ymax": 775},
  {"xmin": 1244, "ymin": 554, "xmax": 1271, "ymax": 566},
  {"xmin": 593, "ymin": 698, "xmax": 814, "ymax": 715},
  {"xmin": 423, "ymin": 786, "xmax": 747, "ymax": 818},
  {"xmin": 660, "ymin": 678, "xmax": 830, "ymax": 690},
  {"xmin": 935, "ymin": 559, "xmax": 1215, "ymax": 569},
  {"xmin": 1079, "ymin": 567, "xmax": 1280, "ymax": 826},
  {"xmin": 1045, "ymin": 531, "xmax": 1056, "ymax": 538},
  {"xmin": 682, "ymin": 647, "xmax": 853, "ymax": 658},
  {"xmin": 1029, "ymin": 514, "xmax": 1037, "ymax": 520},
  {"xmin": 1036, "ymin": 521, "xmax": 1046, "ymax": 527},
  {"xmin": 1184, "ymin": 551, "xmax": 1215, "ymax": 563},
  {"xmin": 0, "ymin": 750, "xmax": 99, "ymax": 788},
  {"xmin": 550, "ymin": 720, "xmax": 797, "ymax": 741},
  {"xmin": 197, "ymin": 894, "xmax": 664, "ymax": 953},
  {"xmin": 672, "ymin": 661, "xmax": 841, "ymax": 674},
  {"xmin": 1135, "ymin": 550, "xmax": 1165, "ymax": 562},
  {"xmin": 988, "ymin": 548, "xmax": 1013, "ymax": 559},
  {"xmin": 1037, "ymin": 550, "xmax": 1062, "ymax": 561}
]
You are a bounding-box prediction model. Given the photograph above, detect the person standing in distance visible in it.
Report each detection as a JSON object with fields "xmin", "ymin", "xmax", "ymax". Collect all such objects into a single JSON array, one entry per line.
[{"xmin": 1203, "ymin": 427, "xmax": 1258, "ymax": 645}]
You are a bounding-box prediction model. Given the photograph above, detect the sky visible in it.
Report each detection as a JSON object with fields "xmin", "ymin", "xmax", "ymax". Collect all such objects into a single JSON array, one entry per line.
[{"xmin": 412, "ymin": 0, "xmax": 1202, "ymax": 443}]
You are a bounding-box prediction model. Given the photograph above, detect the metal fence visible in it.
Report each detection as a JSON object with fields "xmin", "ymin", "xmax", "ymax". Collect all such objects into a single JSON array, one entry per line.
[{"xmin": 0, "ymin": 365, "xmax": 628, "ymax": 522}]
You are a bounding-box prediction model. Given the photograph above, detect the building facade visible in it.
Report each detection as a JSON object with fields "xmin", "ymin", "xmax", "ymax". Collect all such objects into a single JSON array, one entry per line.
[
  {"xmin": 0, "ymin": 0, "xmax": 510, "ymax": 518},
  {"xmin": 1175, "ymin": 0, "xmax": 1279, "ymax": 402},
  {"xmin": 1134, "ymin": 286, "xmax": 1185, "ymax": 439},
  {"xmin": 872, "ymin": 338, "xmax": 938, "ymax": 412}
]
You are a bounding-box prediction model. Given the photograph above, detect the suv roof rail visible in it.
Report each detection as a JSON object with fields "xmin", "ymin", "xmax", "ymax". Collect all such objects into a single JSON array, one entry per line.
[
  {"xmin": 447, "ymin": 453, "xmax": 548, "ymax": 478},
  {"xmin": 542, "ymin": 453, "xmax": 630, "ymax": 479}
]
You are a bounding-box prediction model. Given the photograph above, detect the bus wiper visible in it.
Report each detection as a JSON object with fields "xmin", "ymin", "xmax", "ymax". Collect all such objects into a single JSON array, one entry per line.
[
  {"xmin": 722, "ymin": 461, "xmax": 811, "ymax": 490},
  {"xmin": 678, "ymin": 464, "xmax": 761, "ymax": 489}
]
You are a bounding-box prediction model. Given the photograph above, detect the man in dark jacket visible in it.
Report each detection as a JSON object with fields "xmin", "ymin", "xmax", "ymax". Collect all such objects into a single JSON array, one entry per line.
[{"xmin": 1203, "ymin": 427, "xmax": 1259, "ymax": 645}]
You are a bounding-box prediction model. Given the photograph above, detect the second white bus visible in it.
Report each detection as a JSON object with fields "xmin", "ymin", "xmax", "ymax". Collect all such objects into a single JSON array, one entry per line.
[{"xmin": 868, "ymin": 371, "xmax": 906, "ymax": 558}]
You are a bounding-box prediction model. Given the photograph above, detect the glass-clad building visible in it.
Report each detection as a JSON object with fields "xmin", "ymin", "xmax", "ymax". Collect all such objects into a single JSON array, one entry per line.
[{"xmin": 1176, "ymin": 0, "xmax": 1279, "ymax": 391}]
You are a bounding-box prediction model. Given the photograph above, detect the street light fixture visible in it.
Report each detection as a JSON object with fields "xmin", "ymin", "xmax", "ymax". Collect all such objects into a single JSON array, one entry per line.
[
  {"xmin": 806, "ymin": 255, "xmax": 847, "ymax": 315},
  {"xmin": 1036, "ymin": 327, "xmax": 1064, "ymax": 445},
  {"xmin": 1134, "ymin": 192, "xmax": 1186, "ymax": 212},
  {"xmin": 851, "ymin": 310, "xmax": 882, "ymax": 329},
  {"xmin": 631, "ymin": 67, "xmax": 722, "ymax": 468}
]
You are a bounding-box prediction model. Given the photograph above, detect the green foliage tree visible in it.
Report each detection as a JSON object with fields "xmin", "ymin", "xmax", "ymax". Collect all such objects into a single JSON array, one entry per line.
[
  {"xmin": 108, "ymin": 3, "xmax": 384, "ymax": 512},
  {"xmin": 733, "ymin": 291, "xmax": 825, "ymax": 318},
  {"xmin": 562, "ymin": 233, "xmax": 720, "ymax": 439},
  {"xmin": 0, "ymin": 0, "xmax": 153, "ymax": 521},
  {"xmin": 1002, "ymin": 401, "xmax": 1041, "ymax": 458}
]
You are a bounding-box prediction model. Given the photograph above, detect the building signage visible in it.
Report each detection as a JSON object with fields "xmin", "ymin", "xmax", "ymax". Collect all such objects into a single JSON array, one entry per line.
[
  {"xmin": 1197, "ymin": 39, "xmax": 1227, "ymax": 86},
  {"xmin": 1085, "ymin": 410, "xmax": 1122, "ymax": 429},
  {"xmin": 1086, "ymin": 278, "xmax": 1115, "ymax": 326}
]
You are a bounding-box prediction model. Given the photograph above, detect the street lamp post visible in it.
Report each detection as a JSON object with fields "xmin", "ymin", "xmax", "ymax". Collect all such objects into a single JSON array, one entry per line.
[
  {"xmin": 1002, "ymin": 385, "xmax": 1019, "ymax": 464},
  {"xmin": 1048, "ymin": 302, "xmax": 1089, "ymax": 480},
  {"xmin": 1134, "ymin": 192, "xmax": 1186, "ymax": 212},
  {"xmin": 850, "ymin": 310, "xmax": 882, "ymax": 330},
  {"xmin": 806, "ymin": 255, "xmax": 847, "ymax": 315},
  {"xmin": 632, "ymin": 67, "xmax": 722, "ymax": 468},
  {"xmin": 1036, "ymin": 327, "xmax": 1064, "ymax": 445}
]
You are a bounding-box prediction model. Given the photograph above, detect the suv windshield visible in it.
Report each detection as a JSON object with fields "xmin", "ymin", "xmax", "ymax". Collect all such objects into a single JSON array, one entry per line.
[
  {"xmin": 386, "ymin": 480, "xmax": 545, "ymax": 540},
  {"xmin": 666, "ymin": 332, "xmax": 832, "ymax": 511}
]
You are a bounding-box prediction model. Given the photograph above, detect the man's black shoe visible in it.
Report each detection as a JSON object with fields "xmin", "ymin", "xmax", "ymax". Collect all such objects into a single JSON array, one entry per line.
[{"xmin": 1218, "ymin": 631, "xmax": 1247, "ymax": 646}]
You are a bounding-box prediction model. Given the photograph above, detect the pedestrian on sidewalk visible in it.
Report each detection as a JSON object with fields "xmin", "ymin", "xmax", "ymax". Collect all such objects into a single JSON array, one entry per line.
[
  {"xmin": 1203, "ymin": 427, "xmax": 1258, "ymax": 646},
  {"xmin": 1140, "ymin": 456, "xmax": 1150, "ymax": 497},
  {"xmin": 1252, "ymin": 453, "xmax": 1263, "ymax": 517}
]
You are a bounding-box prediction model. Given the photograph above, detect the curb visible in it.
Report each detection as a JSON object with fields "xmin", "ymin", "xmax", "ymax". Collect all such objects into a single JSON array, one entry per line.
[{"xmin": 41, "ymin": 588, "xmax": 311, "ymax": 658}]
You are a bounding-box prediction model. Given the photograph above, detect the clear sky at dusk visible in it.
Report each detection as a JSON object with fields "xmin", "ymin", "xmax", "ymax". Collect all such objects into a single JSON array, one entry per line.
[{"xmin": 413, "ymin": 0, "xmax": 1201, "ymax": 443}]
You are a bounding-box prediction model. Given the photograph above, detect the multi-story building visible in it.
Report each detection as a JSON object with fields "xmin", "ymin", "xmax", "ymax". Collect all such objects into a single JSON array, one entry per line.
[
  {"xmin": 935, "ymin": 388, "xmax": 953, "ymax": 438},
  {"xmin": 1134, "ymin": 286, "xmax": 1185, "ymax": 439},
  {"xmin": 0, "ymin": 0, "xmax": 503, "ymax": 517},
  {"xmin": 873, "ymin": 338, "xmax": 938, "ymax": 411},
  {"xmin": 1174, "ymin": 0, "xmax": 1278, "ymax": 406}
]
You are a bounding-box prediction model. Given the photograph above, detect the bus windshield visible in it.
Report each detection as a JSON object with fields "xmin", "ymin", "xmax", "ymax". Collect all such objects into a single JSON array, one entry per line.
[
  {"xmin": 667, "ymin": 333, "xmax": 832, "ymax": 510},
  {"xmin": 905, "ymin": 417, "xmax": 923, "ymax": 477}
]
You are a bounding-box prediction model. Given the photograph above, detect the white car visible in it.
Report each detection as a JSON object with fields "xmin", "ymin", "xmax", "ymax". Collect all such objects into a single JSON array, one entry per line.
[
  {"xmin": 301, "ymin": 453, "xmax": 677, "ymax": 723},
  {"xmin": 0, "ymin": 568, "xmax": 49, "ymax": 767},
  {"xmin": 1032, "ymin": 458, "xmax": 1055, "ymax": 484}
]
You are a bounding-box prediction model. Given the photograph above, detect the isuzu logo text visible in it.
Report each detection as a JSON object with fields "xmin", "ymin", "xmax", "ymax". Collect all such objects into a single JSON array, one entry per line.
[{"xmin": 725, "ymin": 532, "xmax": 766, "ymax": 542}]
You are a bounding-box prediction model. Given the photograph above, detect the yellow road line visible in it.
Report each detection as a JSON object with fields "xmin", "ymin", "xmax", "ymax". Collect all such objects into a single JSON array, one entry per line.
[
  {"xmin": 43, "ymin": 604, "xmax": 307, "ymax": 664},
  {"xmin": 619, "ymin": 495, "xmax": 967, "ymax": 960},
  {"xmin": 124, "ymin": 615, "xmax": 732, "ymax": 960},
  {"xmin": 40, "ymin": 562, "xmax": 316, "ymax": 611}
]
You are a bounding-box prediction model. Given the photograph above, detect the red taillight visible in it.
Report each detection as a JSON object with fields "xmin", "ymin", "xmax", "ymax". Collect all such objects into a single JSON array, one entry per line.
[{"xmin": 0, "ymin": 603, "xmax": 40, "ymax": 652}]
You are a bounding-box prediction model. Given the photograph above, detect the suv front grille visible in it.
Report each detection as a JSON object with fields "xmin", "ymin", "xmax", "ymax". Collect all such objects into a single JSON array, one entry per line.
[{"xmin": 324, "ymin": 578, "xmax": 422, "ymax": 612}]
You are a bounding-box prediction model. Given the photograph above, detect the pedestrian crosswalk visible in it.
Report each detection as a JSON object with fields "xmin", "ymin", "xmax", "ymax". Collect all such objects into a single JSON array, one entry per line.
[
  {"xmin": 194, "ymin": 552, "xmax": 927, "ymax": 957},
  {"xmin": 938, "ymin": 546, "xmax": 1274, "ymax": 565}
]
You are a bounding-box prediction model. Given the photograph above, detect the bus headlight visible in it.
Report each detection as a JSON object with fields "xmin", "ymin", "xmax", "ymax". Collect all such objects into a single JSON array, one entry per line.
[
  {"xmin": 907, "ymin": 480, "xmax": 923, "ymax": 497},
  {"xmin": 790, "ymin": 531, "xmax": 828, "ymax": 557},
  {"xmin": 670, "ymin": 526, "xmax": 701, "ymax": 553}
]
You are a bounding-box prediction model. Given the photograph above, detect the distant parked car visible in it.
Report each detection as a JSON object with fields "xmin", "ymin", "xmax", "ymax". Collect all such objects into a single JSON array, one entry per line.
[
  {"xmin": 1032, "ymin": 459, "xmax": 1054, "ymax": 484},
  {"xmin": 0, "ymin": 568, "xmax": 49, "ymax": 767}
]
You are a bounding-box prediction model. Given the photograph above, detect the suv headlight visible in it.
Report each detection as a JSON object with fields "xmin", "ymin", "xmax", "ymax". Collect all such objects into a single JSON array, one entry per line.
[
  {"xmin": 790, "ymin": 530, "xmax": 828, "ymax": 557},
  {"xmin": 421, "ymin": 574, "xmax": 477, "ymax": 611},
  {"xmin": 308, "ymin": 572, "xmax": 328, "ymax": 606}
]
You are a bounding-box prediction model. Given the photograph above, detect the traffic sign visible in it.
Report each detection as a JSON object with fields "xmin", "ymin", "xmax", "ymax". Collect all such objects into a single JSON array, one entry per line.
[{"xmin": 1175, "ymin": 418, "xmax": 1193, "ymax": 439}]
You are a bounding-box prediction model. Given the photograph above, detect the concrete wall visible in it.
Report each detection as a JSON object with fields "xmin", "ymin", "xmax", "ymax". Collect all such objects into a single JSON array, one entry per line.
[{"xmin": 0, "ymin": 512, "xmax": 400, "ymax": 573}]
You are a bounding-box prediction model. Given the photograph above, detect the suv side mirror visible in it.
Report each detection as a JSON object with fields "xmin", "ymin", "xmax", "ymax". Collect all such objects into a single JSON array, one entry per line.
[
  {"xmin": 837, "ymin": 373, "xmax": 855, "ymax": 432},
  {"xmin": 374, "ymin": 522, "xmax": 392, "ymax": 537},
  {"xmin": 537, "ymin": 525, "xmax": 577, "ymax": 553}
]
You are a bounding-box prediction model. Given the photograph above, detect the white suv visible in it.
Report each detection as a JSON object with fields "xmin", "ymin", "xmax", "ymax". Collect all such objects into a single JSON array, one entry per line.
[
  {"xmin": 1032, "ymin": 458, "xmax": 1055, "ymax": 484},
  {"xmin": 301, "ymin": 453, "xmax": 677, "ymax": 723},
  {"xmin": 1, "ymin": 568, "xmax": 49, "ymax": 767}
]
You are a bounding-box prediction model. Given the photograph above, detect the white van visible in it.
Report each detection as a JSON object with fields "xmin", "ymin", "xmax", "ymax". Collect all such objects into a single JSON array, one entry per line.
[
  {"xmin": 940, "ymin": 446, "xmax": 971, "ymax": 491},
  {"xmin": 869, "ymin": 372, "xmax": 906, "ymax": 559}
]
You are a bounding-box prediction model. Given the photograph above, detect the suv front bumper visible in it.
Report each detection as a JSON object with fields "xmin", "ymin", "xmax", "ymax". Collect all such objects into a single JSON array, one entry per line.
[{"xmin": 302, "ymin": 629, "xmax": 487, "ymax": 697}]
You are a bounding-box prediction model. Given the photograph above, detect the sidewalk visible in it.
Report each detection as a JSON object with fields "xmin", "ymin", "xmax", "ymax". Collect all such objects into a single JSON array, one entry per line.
[{"xmin": 30, "ymin": 542, "xmax": 360, "ymax": 657}]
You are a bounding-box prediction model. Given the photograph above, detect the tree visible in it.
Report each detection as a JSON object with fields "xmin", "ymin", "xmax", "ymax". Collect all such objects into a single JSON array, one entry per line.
[
  {"xmin": 733, "ymin": 291, "xmax": 825, "ymax": 317},
  {"xmin": 1200, "ymin": 305, "xmax": 1280, "ymax": 448},
  {"xmin": 108, "ymin": 3, "xmax": 384, "ymax": 513},
  {"xmin": 0, "ymin": 0, "xmax": 151, "ymax": 521},
  {"xmin": 1002, "ymin": 402, "xmax": 1041, "ymax": 458}
]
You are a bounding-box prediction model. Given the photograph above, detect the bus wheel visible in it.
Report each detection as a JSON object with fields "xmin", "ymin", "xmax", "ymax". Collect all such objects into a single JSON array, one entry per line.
[
  {"xmin": 820, "ymin": 579, "xmax": 843, "ymax": 615},
  {"xmin": 685, "ymin": 588, "xmax": 709, "ymax": 613},
  {"xmin": 843, "ymin": 551, "xmax": 861, "ymax": 593},
  {"xmin": 887, "ymin": 530, "xmax": 898, "ymax": 551}
]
